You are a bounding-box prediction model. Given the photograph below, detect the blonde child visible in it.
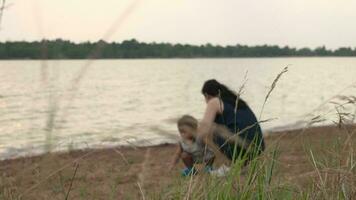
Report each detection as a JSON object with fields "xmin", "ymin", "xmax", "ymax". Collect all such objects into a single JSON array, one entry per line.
[{"xmin": 169, "ymin": 115, "xmax": 215, "ymax": 176}]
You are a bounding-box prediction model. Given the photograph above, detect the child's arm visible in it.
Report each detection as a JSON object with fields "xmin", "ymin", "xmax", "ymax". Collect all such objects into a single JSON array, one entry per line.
[{"xmin": 169, "ymin": 144, "xmax": 182, "ymax": 170}]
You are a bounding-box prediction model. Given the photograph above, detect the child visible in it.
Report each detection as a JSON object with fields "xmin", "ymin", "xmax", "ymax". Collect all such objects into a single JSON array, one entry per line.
[{"xmin": 169, "ymin": 115, "xmax": 215, "ymax": 176}]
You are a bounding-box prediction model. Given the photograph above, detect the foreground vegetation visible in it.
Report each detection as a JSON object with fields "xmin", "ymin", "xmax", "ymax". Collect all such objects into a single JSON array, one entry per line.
[
  {"xmin": 0, "ymin": 125, "xmax": 355, "ymax": 199},
  {"xmin": 159, "ymin": 125, "xmax": 356, "ymax": 200}
]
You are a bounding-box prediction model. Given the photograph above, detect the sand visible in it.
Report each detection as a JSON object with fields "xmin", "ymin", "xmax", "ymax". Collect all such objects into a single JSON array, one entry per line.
[{"xmin": 1, "ymin": 125, "xmax": 355, "ymax": 199}]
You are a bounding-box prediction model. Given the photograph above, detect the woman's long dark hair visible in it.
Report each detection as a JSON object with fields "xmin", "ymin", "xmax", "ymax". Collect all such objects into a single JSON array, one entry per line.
[{"xmin": 201, "ymin": 79, "xmax": 248, "ymax": 109}]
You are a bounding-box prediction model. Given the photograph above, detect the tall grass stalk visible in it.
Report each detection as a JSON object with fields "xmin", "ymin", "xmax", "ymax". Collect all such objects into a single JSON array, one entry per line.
[
  {"xmin": 259, "ymin": 65, "xmax": 289, "ymax": 120},
  {"xmin": 309, "ymin": 149, "xmax": 328, "ymax": 199},
  {"xmin": 234, "ymin": 70, "xmax": 248, "ymax": 133},
  {"xmin": 0, "ymin": 0, "xmax": 6, "ymax": 29},
  {"xmin": 137, "ymin": 182, "xmax": 146, "ymax": 200},
  {"xmin": 64, "ymin": 163, "xmax": 79, "ymax": 200}
]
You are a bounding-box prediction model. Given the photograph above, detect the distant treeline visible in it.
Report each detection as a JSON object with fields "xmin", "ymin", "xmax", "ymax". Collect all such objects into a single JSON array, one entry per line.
[{"xmin": 0, "ymin": 39, "xmax": 356, "ymax": 59}]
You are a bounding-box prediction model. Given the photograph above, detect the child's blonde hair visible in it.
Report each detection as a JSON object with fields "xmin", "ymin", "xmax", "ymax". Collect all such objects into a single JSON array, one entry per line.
[{"xmin": 177, "ymin": 115, "xmax": 198, "ymax": 129}]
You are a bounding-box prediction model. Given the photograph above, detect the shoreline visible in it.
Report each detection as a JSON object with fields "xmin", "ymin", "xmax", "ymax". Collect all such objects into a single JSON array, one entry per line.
[
  {"xmin": 1, "ymin": 124, "xmax": 355, "ymax": 199},
  {"xmin": 0, "ymin": 124, "xmax": 350, "ymax": 162}
]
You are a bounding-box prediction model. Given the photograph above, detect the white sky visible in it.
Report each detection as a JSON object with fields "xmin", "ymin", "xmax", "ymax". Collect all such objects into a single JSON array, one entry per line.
[{"xmin": 1, "ymin": 0, "xmax": 356, "ymax": 49}]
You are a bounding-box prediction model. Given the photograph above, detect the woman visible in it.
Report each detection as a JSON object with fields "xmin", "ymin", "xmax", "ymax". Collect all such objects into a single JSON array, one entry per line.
[{"xmin": 198, "ymin": 79, "xmax": 265, "ymax": 164}]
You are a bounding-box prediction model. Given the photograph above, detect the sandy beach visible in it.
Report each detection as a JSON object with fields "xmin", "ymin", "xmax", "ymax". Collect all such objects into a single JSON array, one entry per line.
[{"xmin": 1, "ymin": 125, "xmax": 355, "ymax": 199}]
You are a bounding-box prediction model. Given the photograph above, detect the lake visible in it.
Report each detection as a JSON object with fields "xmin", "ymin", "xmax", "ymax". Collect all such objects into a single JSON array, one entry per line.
[{"xmin": 0, "ymin": 58, "xmax": 355, "ymax": 159}]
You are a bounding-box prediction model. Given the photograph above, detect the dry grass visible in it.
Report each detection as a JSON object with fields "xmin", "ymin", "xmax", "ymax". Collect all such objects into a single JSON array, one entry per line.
[
  {"xmin": 259, "ymin": 65, "xmax": 289, "ymax": 120},
  {"xmin": 0, "ymin": 0, "xmax": 6, "ymax": 29}
]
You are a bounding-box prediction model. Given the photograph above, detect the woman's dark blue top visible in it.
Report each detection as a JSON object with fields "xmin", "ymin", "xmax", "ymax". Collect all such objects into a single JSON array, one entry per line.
[{"xmin": 214, "ymin": 100, "xmax": 265, "ymax": 160}]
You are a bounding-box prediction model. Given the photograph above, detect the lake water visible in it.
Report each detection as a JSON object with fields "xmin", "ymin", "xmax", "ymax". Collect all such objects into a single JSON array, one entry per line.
[{"xmin": 1, "ymin": 58, "xmax": 356, "ymax": 159}]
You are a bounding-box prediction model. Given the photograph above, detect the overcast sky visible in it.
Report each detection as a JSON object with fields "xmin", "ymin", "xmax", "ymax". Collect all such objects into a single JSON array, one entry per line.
[{"xmin": 1, "ymin": 0, "xmax": 356, "ymax": 49}]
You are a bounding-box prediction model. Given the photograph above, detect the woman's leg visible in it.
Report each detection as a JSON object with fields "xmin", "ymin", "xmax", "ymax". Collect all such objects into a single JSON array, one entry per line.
[
  {"xmin": 212, "ymin": 124, "xmax": 250, "ymax": 149},
  {"xmin": 210, "ymin": 124, "xmax": 252, "ymax": 162},
  {"xmin": 199, "ymin": 123, "xmax": 250, "ymax": 164},
  {"xmin": 205, "ymin": 156, "xmax": 215, "ymax": 166}
]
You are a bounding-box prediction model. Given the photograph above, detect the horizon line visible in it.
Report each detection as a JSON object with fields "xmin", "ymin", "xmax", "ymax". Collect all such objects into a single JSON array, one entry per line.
[{"xmin": 1, "ymin": 38, "xmax": 355, "ymax": 50}]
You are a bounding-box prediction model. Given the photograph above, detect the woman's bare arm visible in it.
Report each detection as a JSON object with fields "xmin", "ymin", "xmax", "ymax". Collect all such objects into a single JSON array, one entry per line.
[
  {"xmin": 196, "ymin": 98, "xmax": 232, "ymax": 163},
  {"xmin": 197, "ymin": 97, "xmax": 249, "ymax": 164},
  {"xmin": 197, "ymin": 97, "xmax": 221, "ymax": 140}
]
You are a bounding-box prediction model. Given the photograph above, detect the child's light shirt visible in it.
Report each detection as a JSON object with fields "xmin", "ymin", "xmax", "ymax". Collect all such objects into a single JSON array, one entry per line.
[{"xmin": 179, "ymin": 139, "xmax": 214, "ymax": 163}]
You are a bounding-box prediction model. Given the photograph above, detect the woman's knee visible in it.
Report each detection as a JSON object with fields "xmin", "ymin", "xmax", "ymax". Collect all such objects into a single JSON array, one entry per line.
[
  {"xmin": 181, "ymin": 152, "xmax": 194, "ymax": 167},
  {"xmin": 181, "ymin": 151, "xmax": 192, "ymax": 160}
]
